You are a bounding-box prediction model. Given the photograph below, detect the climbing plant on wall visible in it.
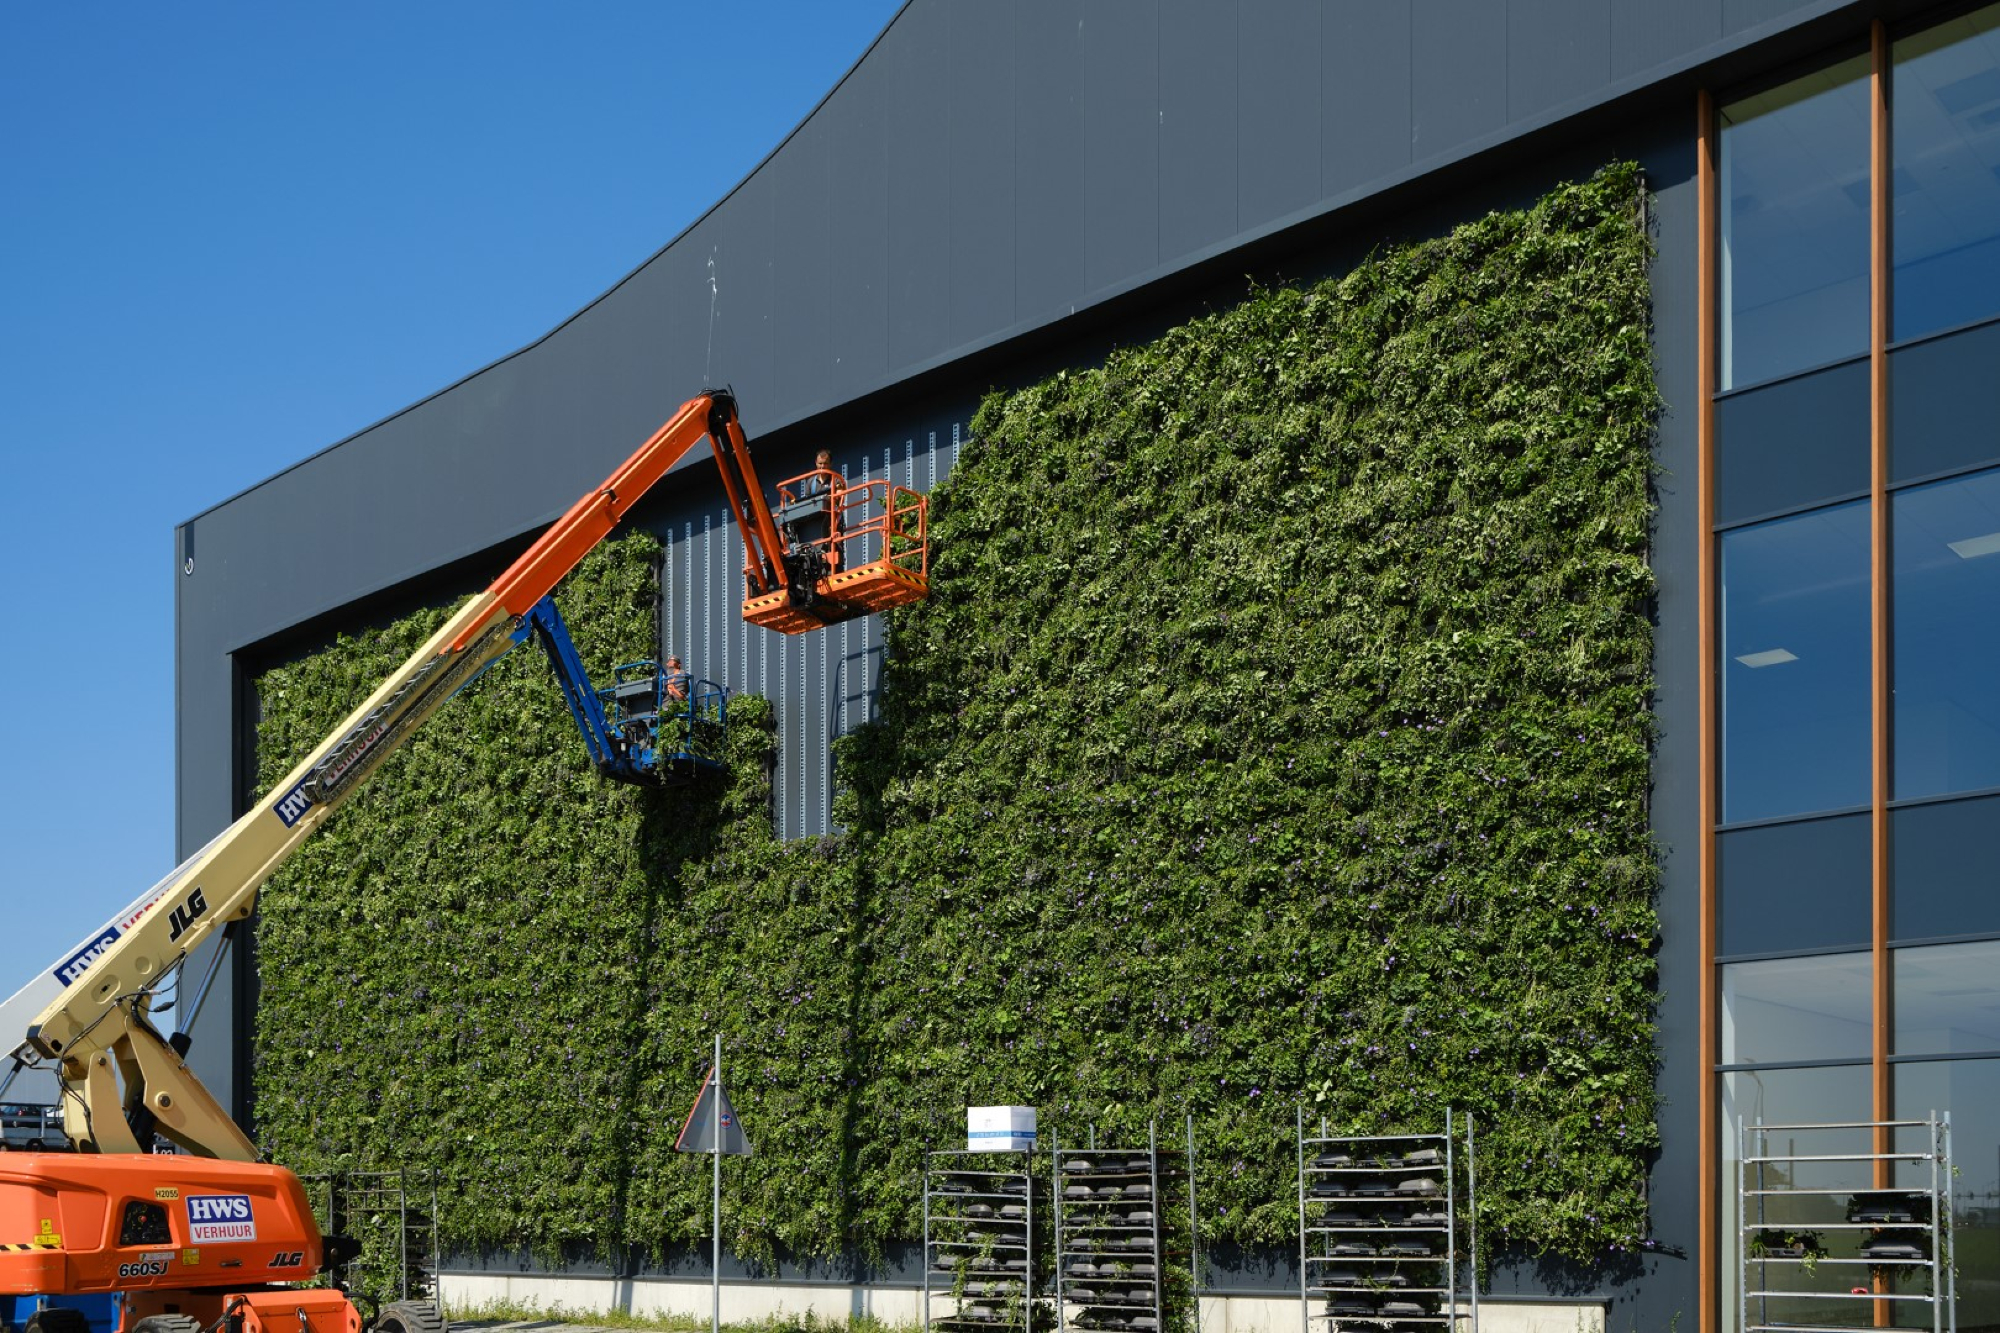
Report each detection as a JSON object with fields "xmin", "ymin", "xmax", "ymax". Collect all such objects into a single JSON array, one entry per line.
[{"xmin": 252, "ymin": 163, "xmax": 1659, "ymax": 1267}]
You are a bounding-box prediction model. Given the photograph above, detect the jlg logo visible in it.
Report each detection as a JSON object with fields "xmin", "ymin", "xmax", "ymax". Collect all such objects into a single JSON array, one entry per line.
[
  {"xmin": 167, "ymin": 890, "xmax": 209, "ymax": 943},
  {"xmin": 268, "ymin": 1251, "xmax": 305, "ymax": 1269}
]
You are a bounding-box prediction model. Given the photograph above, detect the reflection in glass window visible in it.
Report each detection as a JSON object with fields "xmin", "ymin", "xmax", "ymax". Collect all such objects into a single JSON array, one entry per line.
[
  {"xmin": 1895, "ymin": 940, "xmax": 2000, "ymax": 1054},
  {"xmin": 1896, "ymin": 7, "xmax": 2000, "ymax": 340},
  {"xmin": 1721, "ymin": 503, "xmax": 1871, "ymax": 823},
  {"xmin": 1721, "ymin": 58, "xmax": 1871, "ymax": 390},
  {"xmin": 1721, "ymin": 1066, "xmax": 1870, "ymax": 1333},
  {"xmin": 1894, "ymin": 1060, "xmax": 2000, "ymax": 1328},
  {"xmin": 1894, "ymin": 469, "xmax": 2000, "ymax": 798},
  {"xmin": 1722, "ymin": 954, "xmax": 1873, "ymax": 1064}
]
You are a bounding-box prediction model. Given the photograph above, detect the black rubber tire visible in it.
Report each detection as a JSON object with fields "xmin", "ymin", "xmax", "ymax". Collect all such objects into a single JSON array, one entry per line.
[
  {"xmin": 131, "ymin": 1316, "xmax": 205, "ymax": 1333},
  {"xmin": 24, "ymin": 1139, "xmax": 44, "ymax": 1152},
  {"xmin": 24, "ymin": 1310, "xmax": 92, "ymax": 1333},
  {"xmin": 372, "ymin": 1302, "xmax": 446, "ymax": 1333}
]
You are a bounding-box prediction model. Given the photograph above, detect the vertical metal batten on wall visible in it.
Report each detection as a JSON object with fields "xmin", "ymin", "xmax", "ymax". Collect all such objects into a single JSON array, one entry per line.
[{"xmin": 1696, "ymin": 84, "xmax": 1720, "ymax": 1333}]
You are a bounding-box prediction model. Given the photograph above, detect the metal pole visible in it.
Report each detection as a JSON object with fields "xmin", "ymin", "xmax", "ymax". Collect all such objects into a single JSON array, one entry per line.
[
  {"xmin": 178, "ymin": 929, "xmax": 234, "ymax": 1036},
  {"xmin": 1297, "ymin": 1104, "xmax": 1307, "ymax": 1333},
  {"xmin": 1446, "ymin": 1109, "xmax": 1457, "ymax": 1333},
  {"xmin": 1942, "ymin": 1112, "xmax": 1957, "ymax": 1333},
  {"xmin": 1149, "ymin": 1120, "xmax": 1163, "ymax": 1333},
  {"xmin": 1187, "ymin": 1113, "xmax": 1200, "ymax": 1333},
  {"xmin": 1051, "ymin": 1131, "xmax": 1062, "ymax": 1332},
  {"xmin": 921, "ymin": 1149, "xmax": 932, "ymax": 1333},
  {"xmin": 1024, "ymin": 1144, "xmax": 1036, "ymax": 1332},
  {"xmin": 713, "ymin": 1032, "xmax": 723, "ymax": 1333},
  {"xmin": 1465, "ymin": 1113, "xmax": 1479, "ymax": 1333},
  {"xmin": 398, "ymin": 1171, "xmax": 410, "ymax": 1302},
  {"xmin": 1737, "ymin": 1118, "xmax": 1747, "ymax": 1333}
]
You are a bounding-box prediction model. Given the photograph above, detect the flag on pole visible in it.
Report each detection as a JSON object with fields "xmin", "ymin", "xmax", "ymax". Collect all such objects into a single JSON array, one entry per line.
[{"xmin": 676, "ymin": 1066, "xmax": 753, "ymax": 1155}]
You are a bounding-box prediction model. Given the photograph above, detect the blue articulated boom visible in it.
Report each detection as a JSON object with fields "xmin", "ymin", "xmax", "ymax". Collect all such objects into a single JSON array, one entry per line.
[{"xmin": 517, "ymin": 596, "xmax": 727, "ymax": 786}]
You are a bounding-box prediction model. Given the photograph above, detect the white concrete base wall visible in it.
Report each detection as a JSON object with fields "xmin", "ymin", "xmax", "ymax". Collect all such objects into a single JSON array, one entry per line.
[{"xmin": 441, "ymin": 1274, "xmax": 1604, "ymax": 1333}]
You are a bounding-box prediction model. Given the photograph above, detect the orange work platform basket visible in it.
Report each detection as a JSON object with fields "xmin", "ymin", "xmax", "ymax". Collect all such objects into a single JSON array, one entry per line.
[{"xmin": 744, "ymin": 473, "xmax": 929, "ymax": 633}]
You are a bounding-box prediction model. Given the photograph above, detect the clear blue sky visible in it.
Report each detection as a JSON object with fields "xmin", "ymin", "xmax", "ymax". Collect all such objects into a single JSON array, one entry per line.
[{"xmin": 0, "ymin": 2, "xmax": 903, "ymax": 1043}]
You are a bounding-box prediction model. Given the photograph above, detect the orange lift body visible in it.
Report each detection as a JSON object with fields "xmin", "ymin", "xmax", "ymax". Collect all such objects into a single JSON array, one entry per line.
[{"xmin": 0, "ymin": 1155, "xmax": 355, "ymax": 1333}]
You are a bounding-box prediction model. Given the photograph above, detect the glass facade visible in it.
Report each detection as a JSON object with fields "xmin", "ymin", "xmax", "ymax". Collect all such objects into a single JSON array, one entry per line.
[
  {"xmin": 1720, "ymin": 58, "xmax": 1871, "ymax": 390},
  {"xmin": 1719, "ymin": 503, "xmax": 1871, "ymax": 823},
  {"xmin": 1720, "ymin": 1067, "xmax": 1871, "ymax": 1333},
  {"xmin": 1721, "ymin": 954, "xmax": 1873, "ymax": 1063},
  {"xmin": 1894, "ymin": 467, "xmax": 2000, "ymax": 799},
  {"xmin": 1713, "ymin": 11, "xmax": 2000, "ymax": 1332},
  {"xmin": 1895, "ymin": 9, "xmax": 2000, "ymax": 341},
  {"xmin": 1894, "ymin": 1062, "xmax": 2000, "ymax": 1329},
  {"xmin": 1895, "ymin": 940, "xmax": 2000, "ymax": 1054}
]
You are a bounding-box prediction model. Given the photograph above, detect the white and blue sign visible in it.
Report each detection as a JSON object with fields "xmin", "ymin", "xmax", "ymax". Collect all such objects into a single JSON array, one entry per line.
[
  {"xmin": 272, "ymin": 780, "xmax": 316, "ymax": 829},
  {"xmin": 187, "ymin": 1194, "xmax": 257, "ymax": 1243},
  {"xmin": 53, "ymin": 929, "xmax": 120, "ymax": 987}
]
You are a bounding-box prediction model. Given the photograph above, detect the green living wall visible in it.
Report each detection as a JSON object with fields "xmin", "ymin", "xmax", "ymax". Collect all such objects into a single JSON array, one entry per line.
[{"xmin": 252, "ymin": 164, "xmax": 1658, "ymax": 1267}]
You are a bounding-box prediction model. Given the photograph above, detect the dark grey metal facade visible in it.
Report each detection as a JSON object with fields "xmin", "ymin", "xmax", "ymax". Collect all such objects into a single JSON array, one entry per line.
[{"xmin": 173, "ymin": 0, "xmax": 1933, "ymax": 1322}]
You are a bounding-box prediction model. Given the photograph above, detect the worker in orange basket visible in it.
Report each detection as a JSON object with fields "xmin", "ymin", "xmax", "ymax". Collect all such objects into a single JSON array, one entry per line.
[{"xmin": 804, "ymin": 448, "xmax": 842, "ymax": 570}]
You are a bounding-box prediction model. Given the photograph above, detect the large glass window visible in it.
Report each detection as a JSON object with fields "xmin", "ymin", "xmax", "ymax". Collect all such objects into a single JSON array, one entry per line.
[
  {"xmin": 1721, "ymin": 503, "xmax": 1872, "ymax": 823},
  {"xmin": 1721, "ymin": 1066, "xmax": 1871, "ymax": 1333},
  {"xmin": 1723, "ymin": 954, "xmax": 1874, "ymax": 1063},
  {"xmin": 1895, "ymin": 940, "xmax": 2000, "ymax": 1054},
  {"xmin": 1895, "ymin": 7, "xmax": 2000, "ymax": 341},
  {"xmin": 1893, "ymin": 467, "xmax": 2000, "ymax": 799},
  {"xmin": 1721, "ymin": 58, "xmax": 1871, "ymax": 390},
  {"xmin": 1893, "ymin": 1060, "xmax": 2000, "ymax": 1330}
]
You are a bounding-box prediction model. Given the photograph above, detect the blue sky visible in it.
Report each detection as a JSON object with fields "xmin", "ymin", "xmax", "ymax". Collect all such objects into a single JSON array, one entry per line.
[{"xmin": 0, "ymin": 2, "xmax": 903, "ymax": 1049}]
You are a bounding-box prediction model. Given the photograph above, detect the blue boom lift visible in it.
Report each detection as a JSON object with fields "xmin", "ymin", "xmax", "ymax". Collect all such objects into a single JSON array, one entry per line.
[{"xmin": 516, "ymin": 595, "xmax": 726, "ymax": 785}]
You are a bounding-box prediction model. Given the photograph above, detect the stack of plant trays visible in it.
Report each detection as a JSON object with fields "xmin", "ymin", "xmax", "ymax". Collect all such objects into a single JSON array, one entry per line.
[
  {"xmin": 924, "ymin": 1151, "xmax": 1038, "ymax": 1333},
  {"xmin": 1738, "ymin": 1115, "xmax": 1955, "ymax": 1333},
  {"xmin": 1055, "ymin": 1126, "xmax": 1180, "ymax": 1333},
  {"xmin": 1298, "ymin": 1109, "xmax": 1475, "ymax": 1333}
]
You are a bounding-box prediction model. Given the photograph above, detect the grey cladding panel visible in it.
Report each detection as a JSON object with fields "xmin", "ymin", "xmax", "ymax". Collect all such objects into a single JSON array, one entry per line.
[
  {"xmin": 1725, "ymin": 0, "xmax": 1809, "ymax": 39},
  {"xmin": 1016, "ymin": 0, "xmax": 1085, "ymax": 323},
  {"xmin": 706, "ymin": 175, "xmax": 778, "ymax": 408},
  {"xmin": 1412, "ymin": 0, "xmax": 1508, "ymax": 158},
  {"xmin": 1714, "ymin": 360, "xmax": 1870, "ymax": 524},
  {"xmin": 655, "ymin": 233, "xmax": 716, "ymax": 405},
  {"xmin": 886, "ymin": 2, "xmax": 952, "ymax": 372},
  {"xmin": 1159, "ymin": 0, "xmax": 1237, "ymax": 259},
  {"xmin": 1324, "ymin": 2, "xmax": 1413, "ymax": 192},
  {"xmin": 774, "ymin": 110, "xmax": 835, "ymax": 413},
  {"xmin": 1237, "ymin": 1, "xmax": 1324, "ymax": 232},
  {"xmin": 1082, "ymin": 1, "xmax": 1159, "ymax": 296},
  {"xmin": 1508, "ymin": 0, "xmax": 1612, "ymax": 121},
  {"xmin": 1717, "ymin": 814, "xmax": 1872, "ymax": 955},
  {"xmin": 1891, "ymin": 323, "xmax": 2000, "ymax": 484},
  {"xmin": 824, "ymin": 54, "xmax": 891, "ymax": 402},
  {"xmin": 1611, "ymin": 0, "xmax": 1722, "ymax": 80},
  {"xmin": 948, "ymin": 2, "xmax": 1017, "ymax": 347}
]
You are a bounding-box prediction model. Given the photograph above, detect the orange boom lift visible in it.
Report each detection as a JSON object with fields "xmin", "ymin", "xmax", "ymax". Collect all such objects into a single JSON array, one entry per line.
[{"xmin": 0, "ymin": 390, "xmax": 925, "ymax": 1333}]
